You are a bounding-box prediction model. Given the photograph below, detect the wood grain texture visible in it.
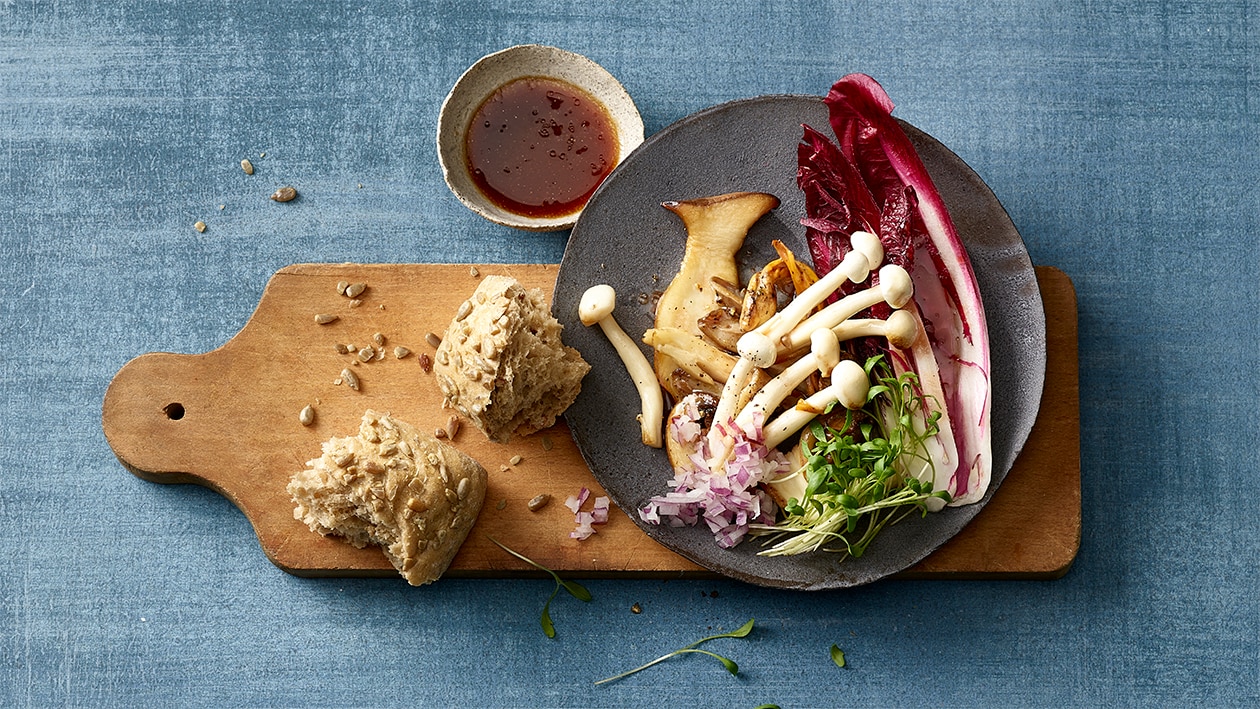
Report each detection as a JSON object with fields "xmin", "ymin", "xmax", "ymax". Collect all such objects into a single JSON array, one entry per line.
[{"xmin": 102, "ymin": 263, "xmax": 1078, "ymax": 580}]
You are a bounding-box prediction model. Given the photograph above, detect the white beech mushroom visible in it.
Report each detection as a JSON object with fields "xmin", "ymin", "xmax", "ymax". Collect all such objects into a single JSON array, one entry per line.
[
  {"xmin": 709, "ymin": 233, "xmax": 879, "ymax": 432},
  {"xmin": 829, "ymin": 309, "xmax": 919, "ymax": 350},
  {"xmin": 580, "ymin": 284, "xmax": 664, "ymax": 448},
  {"xmin": 735, "ymin": 328, "xmax": 841, "ymax": 430},
  {"xmin": 762, "ymin": 359, "xmax": 870, "ymax": 449},
  {"xmin": 780, "ymin": 264, "xmax": 915, "ymax": 352}
]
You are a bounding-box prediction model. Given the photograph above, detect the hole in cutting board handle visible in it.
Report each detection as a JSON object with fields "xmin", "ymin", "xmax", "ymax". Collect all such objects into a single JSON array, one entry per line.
[{"xmin": 163, "ymin": 402, "xmax": 185, "ymax": 420}]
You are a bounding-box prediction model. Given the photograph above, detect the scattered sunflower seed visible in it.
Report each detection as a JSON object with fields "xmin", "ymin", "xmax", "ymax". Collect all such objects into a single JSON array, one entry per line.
[
  {"xmin": 314, "ymin": 313, "xmax": 339, "ymax": 325},
  {"xmin": 299, "ymin": 405, "xmax": 315, "ymax": 426},
  {"xmin": 334, "ymin": 343, "xmax": 350, "ymax": 354},
  {"xmin": 341, "ymin": 368, "xmax": 359, "ymax": 391},
  {"xmin": 393, "ymin": 346, "xmax": 411, "ymax": 359},
  {"xmin": 469, "ymin": 265, "xmax": 480, "ymax": 277},
  {"xmin": 445, "ymin": 415, "xmax": 460, "ymax": 440},
  {"xmin": 345, "ymin": 283, "xmax": 366, "ymax": 298},
  {"xmin": 509, "ymin": 455, "xmax": 523, "ymax": 466},
  {"xmin": 425, "ymin": 332, "xmax": 442, "ymax": 348},
  {"xmin": 631, "ymin": 603, "xmax": 642, "ymax": 614},
  {"xmin": 372, "ymin": 332, "xmax": 385, "ymax": 347},
  {"xmin": 418, "ymin": 353, "xmax": 432, "ymax": 373},
  {"xmin": 348, "ymin": 299, "xmax": 363, "ymax": 308},
  {"xmin": 193, "ymin": 221, "xmax": 206, "ymax": 233},
  {"xmin": 527, "ymin": 494, "xmax": 551, "ymax": 512},
  {"xmin": 541, "ymin": 436, "xmax": 554, "ymax": 451},
  {"xmin": 240, "ymin": 158, "xmax": 254, "ymax": 175},
  {"xmin": 336, "ymin": 280, "xmax": 349, "ymax": 295},
  {"xmin": 434, "ymin": 428, "xmax": 447, "ymax": 439},
  {"xmin": 270, "ymin": 186, "xmax": 298, "ymax": 202},
  {"xmin": 496, "ymin": 499, "xmax": 507, "ymax": 510},
  {"xmin": 357, "ymin": 347, "xmax": 374, "ymax": 363}
]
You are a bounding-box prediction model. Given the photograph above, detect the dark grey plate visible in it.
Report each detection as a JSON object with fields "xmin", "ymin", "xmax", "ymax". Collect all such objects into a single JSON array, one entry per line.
[{"xmin": 553, "ymin": 95, "xmax": 1045, "ymax": 590}]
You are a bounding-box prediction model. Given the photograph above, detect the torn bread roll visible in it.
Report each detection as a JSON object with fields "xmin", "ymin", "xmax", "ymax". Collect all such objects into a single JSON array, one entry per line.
[
  {"xmin": 433, "ymin": 275, "xmax": 589, "ymax": 443},
  {"xmin": 288, "ymin": 410, "xmax": 487, "ymax": 586}
]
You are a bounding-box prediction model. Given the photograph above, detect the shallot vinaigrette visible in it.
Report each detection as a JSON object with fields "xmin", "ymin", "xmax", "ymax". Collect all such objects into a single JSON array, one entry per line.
[{"xmin": 464, "ymin": 76, "xmax": 619, "ymax": 219}]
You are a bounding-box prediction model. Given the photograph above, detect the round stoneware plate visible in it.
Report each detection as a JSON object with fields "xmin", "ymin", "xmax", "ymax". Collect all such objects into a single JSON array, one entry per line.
[{"xmin": 553, "ymin": 94, "xmax": 1045, "ymax": 590}]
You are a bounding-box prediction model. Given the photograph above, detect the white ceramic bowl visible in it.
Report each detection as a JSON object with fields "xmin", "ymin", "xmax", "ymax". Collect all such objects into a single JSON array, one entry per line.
[{"xmin": 437, "ymin": 45, "xmax": 645, "ymax": 232}]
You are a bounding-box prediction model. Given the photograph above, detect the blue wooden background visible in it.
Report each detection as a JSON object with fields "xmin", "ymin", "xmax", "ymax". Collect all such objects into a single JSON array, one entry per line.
[{"xmin": 2, "ymin": 1, "xmax": 1256, "ymax": 706}]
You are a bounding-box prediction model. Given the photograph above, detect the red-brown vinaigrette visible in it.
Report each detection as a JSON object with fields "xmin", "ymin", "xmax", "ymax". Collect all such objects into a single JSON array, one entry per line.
[{"xmin": 464, "ymin": 76, "xmax": 619, "ymax": 219}]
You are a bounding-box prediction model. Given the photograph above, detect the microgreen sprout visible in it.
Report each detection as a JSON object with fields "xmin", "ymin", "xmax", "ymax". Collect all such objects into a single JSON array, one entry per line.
[
  {"xmin": 594, "ymin": 618, "xmax": 755, "ymax": 685},
  {"xmin": 830, "ymin": 644, "xmax": 847, "ymax": 669},
  {"xmin": 487, "ymin": 537, "xmax": 592, "ymax": 638},
  {"xmin": 755, "ymin": 355, "xmax": 951, "ymax": 557}
]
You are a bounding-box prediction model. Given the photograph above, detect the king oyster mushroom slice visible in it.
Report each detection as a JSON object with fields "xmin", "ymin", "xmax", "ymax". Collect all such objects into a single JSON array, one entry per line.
[
  {"xmin": 652, "ymin": 192, "xmax": 779, "ymax": 401},
  {"xmin": 663, "ymin": 391, "xmax": 719, "ymax": 472}
]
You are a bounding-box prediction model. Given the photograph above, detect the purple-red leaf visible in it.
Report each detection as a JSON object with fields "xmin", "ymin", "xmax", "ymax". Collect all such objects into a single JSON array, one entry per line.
[{"xmin": 800, "ymin": 74, "xmax": 992, "ymax": 506}]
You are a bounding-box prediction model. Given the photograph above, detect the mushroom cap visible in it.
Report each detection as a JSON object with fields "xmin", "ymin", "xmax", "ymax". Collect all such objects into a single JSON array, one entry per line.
[
  {"xmin": 737, "ymin": 330, "xmax": 777, "ymax": 367},
  {"xmin": 878, "ymin": 264, "xmax": 914, "ymax": 309},
  {"xmin": 832, "ymin": 359, "xmax": 870, "ymax": 410},
  {"xmin": 579, "ymin": 284, "xmax": 617, "ymax": 326},
  {"xmin": 837, "ymin": 248, "xmax": 871, "ymax": 284},
  {"xmin": 809, "ymin": 327, "xmax": 841, "ymax": 376},
  {"xmin": 884, "ymin": 309, "xmax": 919, "ymax": 349},
  {"xmin": 850, "ymin": 230, "xmax": 884, "ymax": 269}
]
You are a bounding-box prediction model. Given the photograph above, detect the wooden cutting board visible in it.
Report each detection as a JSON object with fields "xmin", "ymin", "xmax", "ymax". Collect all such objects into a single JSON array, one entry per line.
[{"xmin": 102, "ymin": 263, "xmax": 1080, "ymax": 581}]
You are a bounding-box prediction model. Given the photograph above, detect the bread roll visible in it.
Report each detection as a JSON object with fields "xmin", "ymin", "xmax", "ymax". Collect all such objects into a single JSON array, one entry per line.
[
  {"xmin": 433, "ymin": 275, "xmax": 589, "ymax": 443},
  {"xmin": 288, "ymin": 410, "xmax": 487, "ymax": 585}
]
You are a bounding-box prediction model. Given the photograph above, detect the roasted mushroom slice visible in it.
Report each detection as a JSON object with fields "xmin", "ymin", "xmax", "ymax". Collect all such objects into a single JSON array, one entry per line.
[{"xmin": 653, "ymin": 192, "xmax": 779, "ymax": 391}]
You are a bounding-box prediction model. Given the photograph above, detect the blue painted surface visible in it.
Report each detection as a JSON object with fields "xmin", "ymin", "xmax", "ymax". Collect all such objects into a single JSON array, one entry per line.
[{"xmin": 2, "ymin": 1, "xmax": 1257, "ymax": 706}]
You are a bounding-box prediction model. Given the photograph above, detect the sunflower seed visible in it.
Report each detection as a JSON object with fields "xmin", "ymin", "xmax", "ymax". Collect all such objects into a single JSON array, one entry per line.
[
  {"xmin": 457, "ymin": 477, "xmax": 469, "ymax": 500},
  {"xmin": 270, "ymin": 186, "xmax": 297, "ymax": 202},
  {"xmin": 341, "ymin": 368, "xmax": 359, "ymax": 391},
  {"xmin": 240, "ymin": 158, "xmax": 254, "ymax": 175},
  {"xmin": 334, "ymin": 343, "xmax": 350, "ymax": 354},
  {"xmin": 299, "ymin": 405, "xmax": 315, "ymax": 426},
  {"xmin": 527, "ymin": 494, "xmax": 551, "ymax": 512},
  {"xmin": 445, "ymin": 488, "xmax": 458, "ymax": 504},
  {"xmin": 357, "ymin": 347, "xmax": 374, "ymax": 362},
  {"xmin": 393, "ymin": 346, "xmax": 411, "ymax": 359},
  {"xmin": 425, "ymin": 332, "xmax": 442, "ymax": 348},
  {"xmin": 336, "ymin": 280, "xmax": 349, "ymax": 295},
  {"xmin": 348, "ymin": 299, "xmax": 363, "ymax": 308},
  {"xmin": 373, "ymin": 332, "xmax": 385, "ymax": 346},
  {"xmin": 446, "ymin": 415, "xmax": 460, "ymax": 440},
  {"xmin": 345, "ymin": 283, "xmax": 366, "ymax": 298},
  {"xmin": 509, "ymin": 455, "xmax": 522, "ymax": 466},
  {"xmin": 469, "ymin": 265, "xmax": 480, "ymax": 277},
  {"xmin": 314, "ymin": 313, "xmax": 339, "ymax": 325},
  {"xmin": 407, "ymin": 497, "xmax": 426, "ymax": 512},
  {"xmin": 496, "ymin": 498, "xmax": 507, "ymax": 510},
  {"xmin": 454, "ymin": 300, "xmax": 472, "ymax": 322}
]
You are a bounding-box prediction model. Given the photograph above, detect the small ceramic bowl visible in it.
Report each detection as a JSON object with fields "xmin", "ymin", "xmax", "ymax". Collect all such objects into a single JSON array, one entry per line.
[{"xmin": 436, "ymin": 45, "xmax": 645, "ymax": 232}]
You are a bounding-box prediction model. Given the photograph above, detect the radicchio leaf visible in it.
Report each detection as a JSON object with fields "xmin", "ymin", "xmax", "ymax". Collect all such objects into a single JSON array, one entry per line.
[{"xmin": 801, "ymin": 74, "xmax": 992, "ymax": 506}]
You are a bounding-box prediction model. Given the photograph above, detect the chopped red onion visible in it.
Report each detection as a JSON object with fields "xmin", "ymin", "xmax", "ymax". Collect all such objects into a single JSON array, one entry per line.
[{"xmin": 639, "ymin": 407, "xmax": 784, "ymax": 548}]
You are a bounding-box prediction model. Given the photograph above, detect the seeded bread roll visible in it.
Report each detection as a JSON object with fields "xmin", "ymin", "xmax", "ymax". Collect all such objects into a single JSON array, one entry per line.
[
  {"xmin": 287, "ymin": 410, "xmax": 487, "ymax": 586},
  {"xmin": 433, "ymin": 275, "xmax": 589, "ymax": 443}
]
